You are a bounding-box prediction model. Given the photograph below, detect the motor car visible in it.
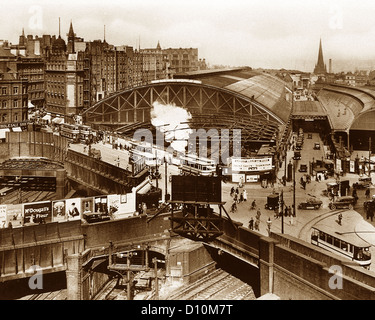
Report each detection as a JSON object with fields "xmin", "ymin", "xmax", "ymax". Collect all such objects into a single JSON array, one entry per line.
[
  {"xmin": 307, "ymin": 133, "xmax": 312, "ymax": 139},
  {"xmin": 264, "ymin": 194, "xmax": 279, "ymax": 210},
  {"xmin": 313, "ymin": 142, "xmax": 320, "ymax": 150},
  {"xmin": 293, "ymin": 151, "xmax": 301, "ymax": 160},
  {"xmin": 299, "ymin": 164, "xmax": 308, "ymax": 172},
  {"xmin": 353, "ymin": 177, "xmax": 372, "ymax": 189},
  {"xmin": 298, "ymin": 198, "xmax": 323, "ymax": 210},
  {"xmin": 328, "ymin": 196, "xmax": 356, "ymax": 210}
]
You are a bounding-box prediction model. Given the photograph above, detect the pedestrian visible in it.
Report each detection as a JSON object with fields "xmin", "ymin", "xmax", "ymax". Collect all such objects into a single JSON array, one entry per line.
[
  {"xmin": 249, "ymin": 217, "xmax": 254, "ymax": 230},
  {"xmin": 266, "ymin": 217, "xmax": 272, "ymax": 235},
  {"xmin": 256, "ymin": 208, "xmax": 261, "ymax": 220},
  {"xmin": 235, "ymin": 187, "xmax": 239, "ymax": 195},
  {"xmin": 284, "ymin": 205, "xmax": 288, "ymax": 217},
  {"xmin": 233, "ymin": 192, "xmax": 238, "ymax": 203},
  {"xmin": 370, "ymin": 207, "xmax": 374, "ymax": 222},
  {"xmin": 366, "ymin": 188, "xmax": 370, "ymax": 199},
  {"xmin": 243, "ymin": 189, "xmax": 247, "ymax": 201},
  {"xmin": 251, "ymin": 199, "xmax": 256, "ymax": 210},
  {"xmin": 230, "ymin": 187, "xmax": 235, "ymax": 197},
  {"xmin": 239, "ymin": 192, "xmax": 244, "ymax": 203},
  {"xmin": 231, "ymin": 201, "xmax": 237, "ymax": 213},
  {"xmin": 338, "ymin": 213, "xmax": 343, "ymax": 225},
  {"xmin": 254, "ymin": 218, "xmax": 260, "ymax": 231}
]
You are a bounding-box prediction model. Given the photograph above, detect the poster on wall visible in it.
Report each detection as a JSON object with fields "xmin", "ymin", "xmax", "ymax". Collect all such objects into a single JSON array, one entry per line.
[
  {"xmin": 65, "ymin": 198, "xmax": 82, "ymax": 221},
  {"xmin": 107, "ymin": 194, "xmax": 120, "ymax": 218},
  {"xmin": 94, "ymin": 196, "xmax": 108, "ymax": 215},
  {"xmin": 0, "ymin": 205, "xmax": 6, "ymax": 228},
  {"xmin": 23, "ymin": 201, "xmax": 52, "ymax": 225},
  {"xmin": 52, "ymin": 200, "xmax": 66, "ymax": 222},
  {"xmin": 6, "ymin": 204, "xmax": 23, "ymax": 228},
  {"xmin": 81, "ymin": 197, "xmax": 94, "ymax": 215},
  {"xmin": 350, "ymin": 160, "xmax": 355, "ymax": 173}
]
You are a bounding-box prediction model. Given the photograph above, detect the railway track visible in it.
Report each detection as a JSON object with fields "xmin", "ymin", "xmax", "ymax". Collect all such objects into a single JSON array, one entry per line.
[
  {"xmin": 167, "ymin": 268, "xmax": 255, "ymax": 300},
  {"xmin": 18, "ymin": 289, "xmax": 67, "ymax": 300}
]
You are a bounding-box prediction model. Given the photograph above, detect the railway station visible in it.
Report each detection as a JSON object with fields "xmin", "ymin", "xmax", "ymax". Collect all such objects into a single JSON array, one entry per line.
[{"xmin": 0, "ymin": 66, "xmax": 375, "ymax": 301}]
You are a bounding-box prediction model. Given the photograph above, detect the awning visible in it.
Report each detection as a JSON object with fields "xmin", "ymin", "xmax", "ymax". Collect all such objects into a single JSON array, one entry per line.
[
  {"xmin": 42, "ymin": 114, "xmax": 51, "ymax": 121},
  {"xmin": 12, "ymin": 127, "xmax": 22, "ymax": 132},
  {"xmin": 0, "ymin": 128, "xmax": 10, "ymax": 139},
  {"xmin": 28, "ymin": 101, "xmax": 35, "ymax": 109}
]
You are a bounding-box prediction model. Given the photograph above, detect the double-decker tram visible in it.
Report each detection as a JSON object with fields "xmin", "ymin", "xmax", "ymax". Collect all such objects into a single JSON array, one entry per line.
[
  {"xmin": 311, "ymin": 211, "xmax": 372, "ymax": 268},
  {"xmin": 78, "ymin": 124, "xmax": 92, "ymax": 142},
  {"xmin": 59, "ymin": 123, "xmax": 80, "ymax": 142},
  {"xmin": 179, "ymin": 153, "xmax": 216, "ymax": 176}
]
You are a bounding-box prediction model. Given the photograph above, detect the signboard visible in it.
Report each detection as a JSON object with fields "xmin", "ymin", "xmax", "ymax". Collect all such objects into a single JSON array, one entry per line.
[
  {"xmin": 6, "ymin": 204, "xmax": 22, "ymax": 228},
  {"xmin": 171, "ymin": 176, "xmax": 222, "ymax": 203},
  {"xmin": 65, "ymin": 198, "xmax": 82, "ymax": 221},
  {"xmin": 23, "ymin": 201, "xmax": 52, "ymax": 225},
  {"xmin": 350, "ymin": 160, "xmax": 355, "ymax": 173},
  {"xmin": 0, "ymin": 205, "xmax": 6, "ymax": 228},
  {"xmin": 231, "ymin": 157, "xmax": 272, "ymax": 172},
  {"xmin": 52, "ymin": 200, "xmax": 66, "ymax": 222},
  {"xmin": 336, "ymin": 159, "xmax": 342, "ymax": 173},
  {"xmin": 246, "ymin": 175, "xmax": 260, "ymax": 182}
]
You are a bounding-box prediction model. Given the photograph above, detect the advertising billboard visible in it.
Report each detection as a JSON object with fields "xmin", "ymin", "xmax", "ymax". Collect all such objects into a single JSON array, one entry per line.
[
  {"xmin": 81, "ymin": 197, "xmax": 94, "ymax": 215},
  {"xmin": 52, "ymin": 200, "xmax": 66, "ymax": 222},
  {"xmin": 6, "ymin": 204, "xmax": 23, "ymax": 228},
  {"xmin": 94, "ymin": 196, "xmax": 108, "ymax": 215},
  {"xmin": 23, "ymin": 201, "xmax": 52, "ymax": 225},
  {"xmin": 0, "ymin": 205, "xmax": 6, "ymax": 228},
  {"xmin": 231, "ymin": 157, "xmax": 273, "ymax": 172},
  {"xmin": 65, "ymin": 198, "xmax": 82, "ymax": 221}
]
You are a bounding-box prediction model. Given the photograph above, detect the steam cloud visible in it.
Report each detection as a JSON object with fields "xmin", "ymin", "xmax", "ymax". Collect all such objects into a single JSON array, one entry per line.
[{"xmin": 150, "ymin": 101, "xmax": 192, "ymax": 153}]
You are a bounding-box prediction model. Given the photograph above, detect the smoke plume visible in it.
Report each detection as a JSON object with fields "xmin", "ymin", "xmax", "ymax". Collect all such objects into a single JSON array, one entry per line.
[{"xmin": 150, "ymin": 101, "xmax": 192, "ymax": 153}]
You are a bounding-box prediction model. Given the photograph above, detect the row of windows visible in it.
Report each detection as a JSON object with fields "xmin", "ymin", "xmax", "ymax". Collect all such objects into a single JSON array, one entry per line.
[
  {"xmin": 0, "ymin": 112, "xmax": 26, "ymax": 122},
  {"xmin": 1, "ymin": 87, "xmax": 27, "ymax": 95},
  {"xmin": 0, "ymin": 100, "xmax": 27, "ymax": 108}
]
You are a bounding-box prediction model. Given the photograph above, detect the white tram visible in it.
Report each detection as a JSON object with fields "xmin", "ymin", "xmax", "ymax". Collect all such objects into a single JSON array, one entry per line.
[
  {"xmin": 179, "ymin": 153, "xmax": 216, "ymax": 176},
  {"xmin": 311, "ymin": 211, "xmax": 372, "ymax": 268}
]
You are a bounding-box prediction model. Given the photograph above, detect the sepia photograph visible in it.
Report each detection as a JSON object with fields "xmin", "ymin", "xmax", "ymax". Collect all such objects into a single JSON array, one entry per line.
[{"xmin": 0, "ymin": 0, "xmax": 375, "ymax": 306}]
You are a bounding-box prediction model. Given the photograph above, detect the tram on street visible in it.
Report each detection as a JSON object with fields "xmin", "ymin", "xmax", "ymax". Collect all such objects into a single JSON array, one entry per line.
[
  {"xmin": 59, "ymin": 123, "xmax": 80, "ymax": 142},
  {"xmin": 311, "ymin": 213, "xmax": 372, "ymax": 268},
  {"xmin": 179, "ymin": 153, "xmax": 216, "ymax": 176}
]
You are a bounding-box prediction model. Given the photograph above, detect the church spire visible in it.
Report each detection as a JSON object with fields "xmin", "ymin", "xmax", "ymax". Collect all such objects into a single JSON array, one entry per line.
[
  {"xmin": 314, "ymin": 38, "xmax": 327, "ymax": 75},
  {"xmin": 67, "ymin": 20, "xmax": 76, "ymax": 53}
]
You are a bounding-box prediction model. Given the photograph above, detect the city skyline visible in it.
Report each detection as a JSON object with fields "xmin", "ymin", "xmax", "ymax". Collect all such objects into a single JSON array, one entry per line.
[{"xmin": 3, "ymin": 0, "xmax": 375, "ymax": 72}]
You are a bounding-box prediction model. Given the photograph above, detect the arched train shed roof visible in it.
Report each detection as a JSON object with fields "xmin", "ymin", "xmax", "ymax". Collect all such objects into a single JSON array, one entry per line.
[
  {"xmin": 83, "ymin": 68, "xmax": 293, "ymax": 142},
  {"xmin": 318, "ymin": 84, "xmax": 375, "ymax": 132}
]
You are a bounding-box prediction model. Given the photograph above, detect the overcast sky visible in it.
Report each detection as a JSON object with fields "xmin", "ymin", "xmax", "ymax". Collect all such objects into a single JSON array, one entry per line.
[{"xmin": 2, "ymin": 0, "xmax": 375, "ymax": 72}]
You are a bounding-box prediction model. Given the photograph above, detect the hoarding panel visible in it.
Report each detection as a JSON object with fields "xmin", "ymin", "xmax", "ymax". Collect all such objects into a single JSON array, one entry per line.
[{"xmin": 23, "ymin": 201, "xmax": 52, "ymax": 225}]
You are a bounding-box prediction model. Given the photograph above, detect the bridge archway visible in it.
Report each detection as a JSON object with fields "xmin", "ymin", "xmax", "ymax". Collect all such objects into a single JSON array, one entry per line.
[{"xmin": 83, "ymin": 80, "xmax": 285, "ymax": 143}]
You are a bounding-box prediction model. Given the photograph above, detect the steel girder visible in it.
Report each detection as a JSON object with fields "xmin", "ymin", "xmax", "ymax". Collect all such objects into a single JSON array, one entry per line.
[{"xmin": 83, "ymin": 82, "xmax": 284, "ymax": 135}]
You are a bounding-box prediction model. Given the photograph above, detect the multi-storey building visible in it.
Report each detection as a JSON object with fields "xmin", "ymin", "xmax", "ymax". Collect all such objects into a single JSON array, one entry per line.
[
  {"xmin": 140, "ymin": 42, "xmax": 166, "ymax": 84},
  {"xmin": 44, "ymin": 22, "xmax": 84, "ymax": 117},
  {"xmin": 16, "ymin": 56, "xmax": 45, "ymax": 109},
  {"xmin": 0, "ymin": 67, "xmax": 28, "ymax": 124},
  {"xmin": 162, "ymin": 47, "xmax": 199, "ymax": 75}
]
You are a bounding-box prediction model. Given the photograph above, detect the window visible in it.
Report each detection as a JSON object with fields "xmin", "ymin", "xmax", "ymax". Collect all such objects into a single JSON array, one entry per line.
[
  {"xmin": 13, "ymin": 100, "xmax": 18, "ymax": 108},
  {"xmin": 13, "ymin": 87, "xmax": 18, "ymax": 94},
  {"xmin": 2, "ymin": 101, "xmax": 6, "ymax": 108},
  {"xmin": 2, "ymin": 87, "xmax": 7, "ymax": 95}
]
